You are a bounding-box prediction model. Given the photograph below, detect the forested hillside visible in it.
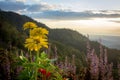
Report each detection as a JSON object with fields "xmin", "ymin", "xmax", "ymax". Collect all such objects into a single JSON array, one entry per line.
[{"xmin": 0, "ymin": 10, "xmax": 120, "ymax": 68}]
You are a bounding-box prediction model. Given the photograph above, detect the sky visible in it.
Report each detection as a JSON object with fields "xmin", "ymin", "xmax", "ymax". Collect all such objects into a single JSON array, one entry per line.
[{"xmin": 0, "ymin": 0, "xmax": 120, "ymax": 36}]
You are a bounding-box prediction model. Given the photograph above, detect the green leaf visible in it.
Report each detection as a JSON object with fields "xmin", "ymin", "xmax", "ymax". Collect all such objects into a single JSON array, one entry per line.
[{"xmin": 40, "ymin": 51, "xmax": 47, "ymax": 59}]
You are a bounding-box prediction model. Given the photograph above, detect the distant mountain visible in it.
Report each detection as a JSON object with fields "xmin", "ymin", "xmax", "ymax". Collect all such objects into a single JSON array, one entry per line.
[
  {"xmin": 89, "ymin": 35, "xmax": 120, "ymax": 50},
  {"xmin": 0, "ymin": 10, "xmax": 120, "ymax": 67}
]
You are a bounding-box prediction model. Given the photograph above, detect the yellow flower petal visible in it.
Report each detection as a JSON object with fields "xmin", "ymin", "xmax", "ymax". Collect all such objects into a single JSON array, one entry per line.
[{"xmin": 23, "ymin": 22, "xmax": 38, "ymax": 30}]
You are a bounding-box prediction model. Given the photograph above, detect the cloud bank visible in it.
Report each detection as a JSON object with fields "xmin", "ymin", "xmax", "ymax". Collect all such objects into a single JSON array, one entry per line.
[
  {"xmin": 0, "ymin": 1, "xmax": 27, "ymax": 11},
  {"xmin": 0, "ymin": 1, "xmax": 56, "ymax": 11},
  {"xmin": 0, "ymin": 0, "xmax": 120, "ymax": 20},
  {"xmin": 30, "ymin": 10, "xmax": 120, "ymax": 20}
]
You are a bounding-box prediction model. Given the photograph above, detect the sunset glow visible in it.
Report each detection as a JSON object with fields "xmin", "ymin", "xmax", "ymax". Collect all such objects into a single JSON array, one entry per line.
[{"xmin": 36, "ymin": 18, "xmax": 120, "ymax": 36}]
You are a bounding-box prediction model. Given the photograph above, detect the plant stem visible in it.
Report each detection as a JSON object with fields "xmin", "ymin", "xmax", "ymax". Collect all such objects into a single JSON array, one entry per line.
[
  {"xmin": 29, "ymin": 50, "xmax": 32, "ymax": 62},
  {"xmin": 35, "ymin": 51, "xmax": 39, "ymax": 80}
]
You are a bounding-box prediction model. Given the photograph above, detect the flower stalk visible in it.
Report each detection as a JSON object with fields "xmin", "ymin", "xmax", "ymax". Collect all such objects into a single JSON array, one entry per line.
[{"xmin": 23, "ymin": 22, "xmax": 49, "ymax": 80}]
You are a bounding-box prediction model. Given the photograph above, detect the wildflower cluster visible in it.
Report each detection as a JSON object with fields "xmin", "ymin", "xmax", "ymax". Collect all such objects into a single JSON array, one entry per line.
[{"xmin": 16, "ymin": 22, "xmax": 62, "ymax": 80}]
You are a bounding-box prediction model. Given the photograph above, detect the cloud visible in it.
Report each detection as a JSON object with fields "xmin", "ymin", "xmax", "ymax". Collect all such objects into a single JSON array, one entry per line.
[
  {"xmin": 0, "ymin": 1, "xmax": 57, "ymax": 12},
  {"xmin": 110, "ymin": 20, "xmax": 120, "ymax": 23},
  {"xmin": 0, "ymin": 0, "xmax": 120, "ymax": 20},
  {"xmin": 0, "ymin": 1, "xmax": 27, "ymax": 11},
  {"xmin": 3, "ymin": 0, "xmax": 26, "ymax": 3},
  {"xmin": 27, "ymin": 3, "xmax": 57, "ymax": 12},
  {"xmin": 28, "ymin": 10, "xmax": 120, "ymax": 20},
  {"xmin": 16, "ymin": 0, "xmax": 26, "ymax": 2}
]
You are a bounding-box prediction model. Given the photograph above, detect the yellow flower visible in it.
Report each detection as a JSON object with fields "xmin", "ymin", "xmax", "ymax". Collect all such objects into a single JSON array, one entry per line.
[
  {"xmin": 23, "ymin": 22, "xmax": 49, "ymax": 51},
  {"xmin": 40, "ymin": 28, "xmax": 49, "ymax": 35},
  {"xmin": 23, "ymin": 22, "xmax": 38, "ymax": 30},
  {"xmin": 30, "ymin": 27, "xmax": 48, "ymax": 38},
  {"xmin": 25, "ymin": 35, "xmax": 48, "ymax": 51}
]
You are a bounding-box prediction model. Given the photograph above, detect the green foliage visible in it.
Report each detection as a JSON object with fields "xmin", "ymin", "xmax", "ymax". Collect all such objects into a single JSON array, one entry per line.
[
  {"xmin": 50, "ymin": 40, "xmax": 86, "ymax": 67},
  {"xmin": 17, "ymin": 51, "xmax": 62, "ymax": 80},
  {"xmin": 0, "ymin": 21, "xmax": 25, "ymax": 49},
  {"xmin": 49, "ymin": 29, "xmax": 87, "ymax": 52}
]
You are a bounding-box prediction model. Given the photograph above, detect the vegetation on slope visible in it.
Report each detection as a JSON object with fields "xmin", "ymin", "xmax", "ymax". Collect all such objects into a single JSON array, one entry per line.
[{"xmin": 0, "ymin": 10, "xmax": 119, "ymax": 68}]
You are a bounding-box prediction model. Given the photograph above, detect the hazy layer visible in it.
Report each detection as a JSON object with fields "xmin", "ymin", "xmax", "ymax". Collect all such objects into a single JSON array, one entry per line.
[{"xmin": 89, "ymin": 35, "xmax": 120, "ymax": 50}]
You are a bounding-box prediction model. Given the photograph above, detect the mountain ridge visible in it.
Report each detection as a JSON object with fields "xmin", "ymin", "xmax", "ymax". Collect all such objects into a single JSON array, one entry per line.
[{"xmin": 0, "ymin": 10, "xmax": 120, "ymax": 67}]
